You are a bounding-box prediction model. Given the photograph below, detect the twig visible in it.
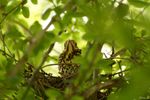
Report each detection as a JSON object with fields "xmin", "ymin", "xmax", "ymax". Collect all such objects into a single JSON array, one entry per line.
[
  {"xmin": 21, "ymin": 43, "xmax": 55, "ymax": 100},
  {"xmin": 20, "ymin": 0, "xmax": 76, "ymax": 98},
  {"xmin": 0, "ymin": 49, "xmax": 16, "ymax": 61},
  {"xmin": 112, "ymin": 69, "xmax": 129, "ymax": 76},
  {"xmin": 11, "ymin": 19, "xmax": 32, "ymax": 36},
  {"xmin": 0, "ymin": 48, "xmax": 37, "ymax": 68},
  {"xmin": 42, "ymin": 64, "xmax": 59, "ymax": 68},
  {"xmin": 0, "ymin": 32, "xmax": 14, "ymax": 57},
  {"xmin": 117, "ymin": 61, "xmax": 123, "ymax": 77},
  {"xmin": 99, "ymin": 69, "xmax": 130, "ymax": 78},
  {"xmin": 135, "ymin": 6, "xmax": 149, "ymax": 19},
  {"xmin": 0, "ymin": 0, "xmax": 25, "ymax": 24},
  {"xmin": 83, "ymin": 78, "xmax": 123, "ymax": 99},
  {"xmin": 84, "ymin": 41, "xmax": 93, "ymax": 58},
  {"xmin": 12, "ymin": 0, "xmax": 81, "ymax": 99}
]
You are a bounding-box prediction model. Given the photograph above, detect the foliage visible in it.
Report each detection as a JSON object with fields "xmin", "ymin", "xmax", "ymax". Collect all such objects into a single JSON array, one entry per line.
[{"xmin": 0, "ymin": 0, "xmax": 150, "ymax": 100}]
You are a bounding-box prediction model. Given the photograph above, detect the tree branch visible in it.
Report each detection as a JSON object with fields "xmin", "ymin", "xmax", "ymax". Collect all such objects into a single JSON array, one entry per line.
[
  {"xmin": 83, "ymin": 78, "xmax": 123, "ymax": 99},
  {"xmin": 0, "ymin": 0, "xmax": 25, "ymax": 24}
]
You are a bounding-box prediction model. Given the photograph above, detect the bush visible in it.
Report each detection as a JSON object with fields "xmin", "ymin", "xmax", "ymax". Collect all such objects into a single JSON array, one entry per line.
[{"xmin": 0, "ymin": 0, "xmax": 150, "ymax": 100}]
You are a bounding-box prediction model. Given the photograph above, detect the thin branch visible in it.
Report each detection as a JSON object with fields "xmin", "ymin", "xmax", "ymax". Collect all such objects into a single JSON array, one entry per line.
[
  {"xmin": 112, "ymin": 69, "xmax": 129, "ymax": 76},
  {"xmin": 42, "ymin": 64, "xmax": 59, "ymax": 68},
  {"xmin": 83, "ymin": 78, "xmax": 123, "ymax": 99},
  {"xmin": 20, "ymin": 0, "xmax": 75, "ymax": 98},
  {"xmin": 42, "ymin": 63, "xmax": 81, "ymax": 68},
  {"xmin": 11, "ymin": 19, "xmax": 32, "ymax": 36},
  {"xmin": 21, "ymin": 43, "xmax": 55, "ymax": 100},
  {"xmin": 99, "ymin": 69, "xmax": 130, "ymax": 78},
  {"xmin": 14, "ymin": 0, "xmax": 80, "ymax": 99},
  {"xmin": 117, "ymin": 61, "xmax": 123, "ymax": 77},
  {"xmin": 0, "ymin": 33, "xmax": 14, "ymax": 57},
  {"xmin": 0, "ymin": 49, "xmax": 16, "ymax": 61},
  {"xmin": 84, "ymin": 41, "xmax": 93, "ymax": 58},
  {"xmin": 135, "ymin": 6, "xmax": 149, "ymax": 19},
  {"xmin": 0, "ymin": 1, "xmax": 25, "ymax": 24},
  {"xmin": 0, "ymin": 48, "xmax": 37, "ymax": 69}
]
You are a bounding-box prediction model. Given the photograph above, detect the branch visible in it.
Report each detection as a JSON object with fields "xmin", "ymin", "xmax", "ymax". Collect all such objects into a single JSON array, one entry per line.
[
  {"xmin": 83, "ymin": 78, "xmax": 123, "ymax": 99},
  {"xmin": 11, "ymin": 19, "xmax": 32, "ymax": 36},
  {"xmin": 20, "ymin": 43, "xmax": 55, "ymax": 100},
  {"xmin": 0, "ymin": 33, "xmax": 14, "ymax": 58},
  {"xmin": 0, "ymin": 49, "xmax": 16, "ymax": 61},
  {"xmin": 99, "ymin": 69, "xmax": 130, "ymax": 79},
  {"xmin": 42, "ymin": 64, "xmax": 59, "ymax": 68},
  {"xmin": 20, "ymin": 0, "xmax": 78, "ymax": 98},
  {"xmin": 135, "ymin": 6, "xmax": 149, "ymax": 19},
  {"xmin": 0, "ymin": 0, "xmax": 25, "ymax": 24}
]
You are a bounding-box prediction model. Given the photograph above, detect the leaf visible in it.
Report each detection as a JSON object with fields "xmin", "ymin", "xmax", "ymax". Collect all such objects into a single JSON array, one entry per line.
[
  {"xmin": 42, "ymin": 8, "xmax": 51, "ymax": 20},
  {"xmin": 22, "ymin": 0, "xmax": 27, "ymax": 5},
  {"xmin": 22, "ymin": 6, "xmax": 30, "ymax": 18},
  {"xmin": 31, "ymin": 0, "xmax": 38, "ymax": 4},
  {"xmin": 128, "ymin": 0, "xmax": 150, "ymax": 8},
  {"xmin": 46, "ymin": 89, "xmax": 63, "ymax": 100},
  {"xmin": 30, "ymin": 21, "xmax": 42, "ymax": 35},
  {"xmin": 6, "ymin": 26, "xmax": 24, "ymax": 39},
  {"xmin": 116, "ymin": 3, "xmax": 129, "ymax": 18},
  {"xmin": 0, "ymin": 0, "xmax": 8, "ymax": 6},
  {"xmin": 14, "ymin": 6, "xmax": 21, "ymax": 15},
  {"xmin": 13, "ymin": 39, "xmax": 28, "ymax": 51},
  {"xmin": 32, "ymin": 31, "xmax": 55, "ymax": 55},
  {"xmin": 99, "ymin": 59, "xmax": 115, "ymax": 74},
  {"xmin": 71, "ymin": 95, "xmax": 84, "ymax": 100}
]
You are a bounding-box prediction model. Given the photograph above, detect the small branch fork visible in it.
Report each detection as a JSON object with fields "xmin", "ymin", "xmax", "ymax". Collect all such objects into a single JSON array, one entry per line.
[
  {"xmin": 0, "ymin": 0, "xmax": 27, "ymax": 24},
  {"xmin": 83, "ymin": 78, "xmax": 124, "ymax": 99}
]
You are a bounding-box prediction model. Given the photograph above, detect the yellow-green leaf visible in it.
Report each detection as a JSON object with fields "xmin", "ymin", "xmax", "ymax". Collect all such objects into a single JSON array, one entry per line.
[
  {"xmin": 128, "ymin": 0, "xmax": 150, "ymax": 8},
  {"xmin": 42, "ymin": 8, "xmax": 51, "ymax": 20},
  {"xmin": 22, "ymin": 6, "xmax": 30, "ymax": 18},
  {"xmin": 31, "ymin": 0, "xmax": 37, "ymax": 4}
]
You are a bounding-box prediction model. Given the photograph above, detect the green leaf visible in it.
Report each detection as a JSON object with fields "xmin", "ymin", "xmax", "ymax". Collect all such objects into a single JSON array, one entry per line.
[
  {"xmin": 0, "ymin": 0, "xmax": 8, "ymax": 6},
  {"xmin": 22, "ymin": 6, "xmax": 30, "ymax": 18},
  {"xmin": 46, "ymin": 89, "xmax": 63, "ymax": 100},
  {"xmin": 42, "ymin": 8, "xmax": 51, "ymax": 20},
  {"xmin": 31, "ymin": 31, "xmax": 55, "ymax": 57},
  {"xmin": 99, "ymin": 59, "xmax": 115, "ymax": 74},
  {"xmin": 71, "ymin": 95, "xmax": 84, "ymax": 100},
  {"xmin": 13, "ymin": 39, "xmax": 27, "ymax": 51},
  {"xmin": 30, "ymin": 21, "xmax": 42, "ymax": 35},
  {"xmin": 6, "ymin": 26, "xmax": 24, "ymax": 39},
  {"xmin": 22, "ymin": 0, "xmax": 27, "ymax": 5},
  {"xmin": 14, "ymin": 6, "xmax": 21, "ymax": 15},
  {"xmin": 128, "ymin": 0, "xmax": 150, "ymax": 8},
  {"xmin": 116, "ymin": 3, "xmax": 129, "ymax": 18},
  {"xmin": 31, "ymin": 0, "xmax": 38, "ymax": 4}
]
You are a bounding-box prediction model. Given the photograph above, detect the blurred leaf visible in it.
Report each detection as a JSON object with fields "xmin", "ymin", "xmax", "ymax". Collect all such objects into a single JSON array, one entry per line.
[
  {"xmin": 71, "ymin": 95, "xmax": 84, "ymax": 100},
  {"xmin": 46, "ymin": 89, "xmax": 63, "ymax": 100},
  {"xmin": 22, "ymin": 0, "xmax": 27, "ymax": 5},
  {"xmin": 30, "ymin": 21, "xmax": 42, "ymax": 35},
  {"xmin": 16, "ymin": 87, "xmax": 35, "ymax": 100},
  {"xmin": 13, "ymin": 39, "xmax": 28, "ymax": 51},
  {"xmin": 33, "ymin": 31, "xmax": 55, "ymax": 54},
  {"xmin": 13, "ymin": 6, "xmax": 21, "ymax": 15},
  {"xmin": 31, "ymin": 0, "xmax": 38, "ymax": 4},
  {"xmin": 4, "ymin": 0, "xmax": 19, "ymax": 12},
  {"xmin": 1, "ymin": 0, "xmax": 150, "ymax": 99},
  {"xmin": 22, "ymin": 6, "xmax": 30, "ymax": 18},
  {"xmin": 54, "ymin": 6, "xmax": 63, "ymax": 15},
  {"xmin": 99, "ymin": 59, "xmax": 115, "ymax": 74},
  {"xmin": 6, "ymin": 26, "xmax": 24, "ymax": 39},
  {"xmin": 108, "ymin": 66, "xmax": 150, "ymax": 100},
  {"xmin": 115, "ymin": 3, "xmax": 129, "ymax": 18},
  {"xmin": 42, "ymin": 8, "xmax": 51, "ymax": 20},
  {"xmin": 128, "ymin": 0, "xmax": 150, "ymax": 8}
]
